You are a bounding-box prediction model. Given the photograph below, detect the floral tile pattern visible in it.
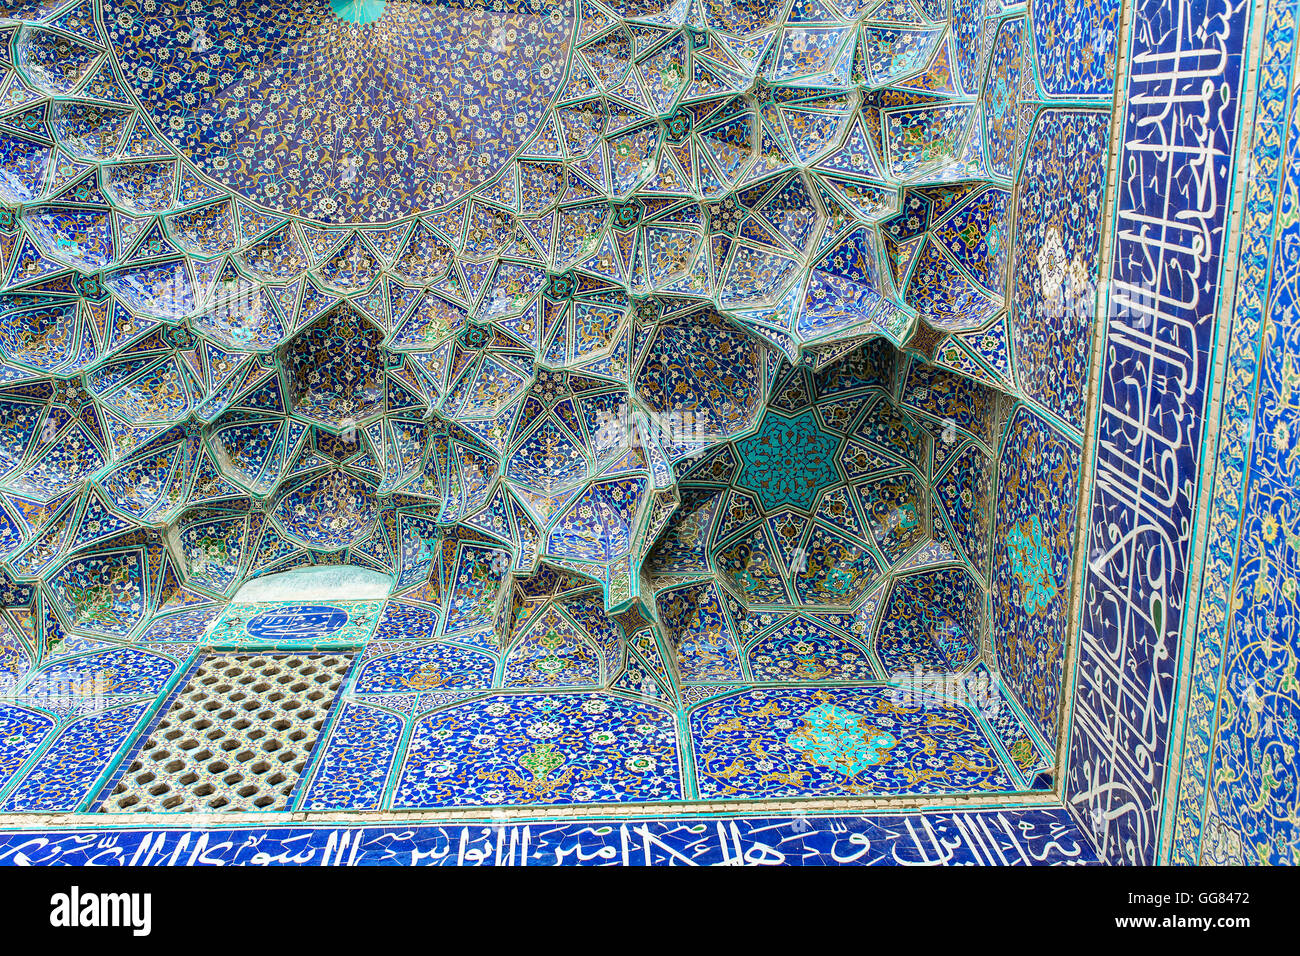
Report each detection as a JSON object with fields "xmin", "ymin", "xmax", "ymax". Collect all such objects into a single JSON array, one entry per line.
[
  {"xmin": 0, "ymin": 0, "xmax": 1035, "ymax": 648},
  {"xmin": 0, "ymin": 0, "xmax": 1278, "ymax": 872}
]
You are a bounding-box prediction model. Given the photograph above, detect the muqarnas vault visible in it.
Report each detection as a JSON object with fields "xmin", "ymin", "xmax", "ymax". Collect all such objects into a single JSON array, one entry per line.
[{"xmin": 0, "ymin": 0, "xmax": 1291, "ymax": 868}]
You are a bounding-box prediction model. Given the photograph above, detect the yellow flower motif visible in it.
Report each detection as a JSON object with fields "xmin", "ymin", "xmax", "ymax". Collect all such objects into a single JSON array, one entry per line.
[{"xmin": 1274, "ymin": 419, "xmax": 1291, "ymax": 452}]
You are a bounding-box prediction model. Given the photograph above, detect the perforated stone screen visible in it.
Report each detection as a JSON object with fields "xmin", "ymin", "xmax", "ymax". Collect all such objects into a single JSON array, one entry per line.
[{"xmin": 99, "ymin": 653, "xmax": 352, "ymax": 813}]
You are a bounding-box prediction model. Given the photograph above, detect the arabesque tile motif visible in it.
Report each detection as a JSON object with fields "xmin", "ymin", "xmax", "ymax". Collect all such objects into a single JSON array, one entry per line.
[{"xmin": 0, "ymin": 0, "xmax": 1293, "ymax": 869}]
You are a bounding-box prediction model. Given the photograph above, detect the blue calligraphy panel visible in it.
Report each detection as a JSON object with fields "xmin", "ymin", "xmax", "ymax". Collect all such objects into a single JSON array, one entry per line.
[
  {"xmin": 209, "ymin": 601, "xmax": 384, "ymax": 647},
  {"xmin": 1065, "ymin": 0, "xmax": 1250, "ymax": 865}
]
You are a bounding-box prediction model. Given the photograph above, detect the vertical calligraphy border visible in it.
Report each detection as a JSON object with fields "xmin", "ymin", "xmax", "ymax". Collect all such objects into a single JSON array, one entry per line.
[{"xmin": 1060, "ymin": 0, "xmax": 1258, "ymax": 866}]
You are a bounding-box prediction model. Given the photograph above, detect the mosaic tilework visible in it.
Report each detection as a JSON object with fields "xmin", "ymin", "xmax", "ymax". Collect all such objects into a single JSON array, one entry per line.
[
  {"xmin": 1, "ymin": 0, "xmax": 1260, "ymax": 865},
  {"xmin": 934, "ymin": 442, "xmax": 993, "ymax": 576},
  {"xmin": 17, "ymin": 644, "xmax": 174, "ymax": 698},
  {"xmin": 983, "ymin": 17, "xmax": 1025, "ymax": 182},
  {"xmin": 993, "ymin": 406, "xmax": 1079, "ymax": 745},
  {"xmin": 299, "ymin": 700, "xmax": 404, "ymax": 811},
  {"xmin": 209, "ymin": 601, "xmax": 382, "ymax": 647},
  {"xmin": 104, "ymin": 0, "xmax": 572, "ymax": 222},
  {"xmin": 140, "ymin": 606, "xmax": 221, "ymax": 643},
  {"xmin": 1064, "ymin": 0, "xmax": 1253, "ymax": 866},
  {"xmin": 648, "ymin": 348, "xmax": 954, "ymax": 655},
  {"xmin": 373, "ymin": 601, "xmax": 438, "ymax": 643},
  {"xmin": 734, "ymin": 410, "xmax": 840, "ymax": 511},
  {"xmin": 1168, "ymin": 0, "xmax": 1300, "ymax": 866},
  {"xmin": 0, "ymin": 808, "xmax": 1099, "ymax": 865},
  {"xmin": 657, "ymin": 580, "xmax": 743, "ymax": 682},
  {"xmin": 504, "ymin": 605, "xmax": 603, "ymax": 688},
  {"xmin": 393, "ymin": 693, "xmax": 682, "ymax": 808},
  {"xmin": 967, "ymin": 663, "xmax": 1053, "ymax": 790},
  {"xmin": 1011, "ymin": 109, "xmax": 1110, "ymax": 436},
  {"xmin": 690, "ymin": 686, "xmax": 1016, "ymax": 799},
  {"xmin": 1, "ymin": 702, "xmax": 148, "ymax": 811},
  {"xmin": 746, "ymin": 615, "xmax": 877, "ymax": 683},
  {"xmin": 1031, "ymin": 0, "xmax": 1120, "ymax": 97},
  {"xmin": 0, "ymin": 0, "xmax": 1027, "ymax": 648},
  {"xmin": 99, "ymin": 652, "xmax": 351, "ymax": 812},
  {"xmin": 354, "ymin": 641, "xmax": 494, "ymax": 693},
  {"xmin": 875, "ymin": 566, "xmax": 982, "ymax": 676},
  {"xmin": 0, "ymin": 703, "xmax": 54, "ymax": 782}
]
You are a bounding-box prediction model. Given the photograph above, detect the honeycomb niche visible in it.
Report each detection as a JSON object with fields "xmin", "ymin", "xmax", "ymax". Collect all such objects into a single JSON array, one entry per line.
[{"xmin": 2, "ymin": 0, "xmax": 1276, "ymax": 872}]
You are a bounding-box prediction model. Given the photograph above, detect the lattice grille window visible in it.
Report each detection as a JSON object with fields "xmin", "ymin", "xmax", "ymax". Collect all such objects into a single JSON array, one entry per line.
[{"xmin": 99, "ymin": 653, "xmax": 352, "ymax": 812}]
